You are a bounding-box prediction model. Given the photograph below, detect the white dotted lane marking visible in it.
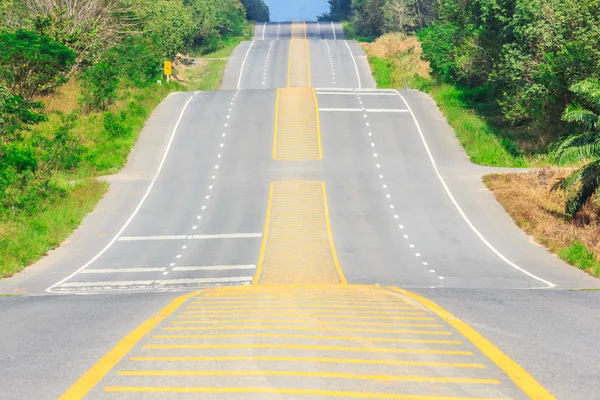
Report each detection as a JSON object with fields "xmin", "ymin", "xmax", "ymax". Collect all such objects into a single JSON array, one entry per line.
[
  {"xmin": 393, "ymin": 90, "xmax": 554, "ymax": 288},
  {"xmin": 167, "ymin": 91, "xmax": 237, "ymax": 272},
  {"xmin": 356, "ymin": 91, "xmax": 436, "ymax": 285},
  {"xmin": 262, "ymin": 39, "xmax": 274, "ymax": 86},
  {"xmin": 324, "ymin": 39, "xmax": 336, "ymax": 86},
  {"xmin": 277, "ymin": 22, "xmax": 280, "ymax": 40}
]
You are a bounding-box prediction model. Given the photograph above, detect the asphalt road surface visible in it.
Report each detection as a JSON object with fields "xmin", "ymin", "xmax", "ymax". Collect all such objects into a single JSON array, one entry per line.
[{"xmin": 0, "ymin": 21, "xmax": 598, "ymax": 400}]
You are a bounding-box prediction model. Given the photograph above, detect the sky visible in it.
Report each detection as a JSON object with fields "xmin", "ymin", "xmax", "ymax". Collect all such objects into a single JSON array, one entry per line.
[{"xmin": 265, "ymin": 0, "xmax": 329, "ymax": 22}]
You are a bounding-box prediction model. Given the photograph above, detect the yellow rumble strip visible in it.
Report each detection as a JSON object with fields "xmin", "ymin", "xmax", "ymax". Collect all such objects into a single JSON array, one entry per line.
[
  {"xmin": 288, "ymin": 22, "xmax": 310, "ymax": 87},
  {"xmin": 273, "ymin": 88, "xmax": 322, "ymax": 160},
  {"xmin": 254, "ymin": 181, "xmax": 343, "ymax": 285}
]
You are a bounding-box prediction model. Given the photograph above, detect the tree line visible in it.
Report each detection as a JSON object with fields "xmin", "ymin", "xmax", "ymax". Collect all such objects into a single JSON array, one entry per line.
[
  {"xmin": 324, "ymin": 0, "xmax": 600, "ymax": 216},
  {"xmin": 0, "ymin": 0, "xmax": 268, "ymax": 216}
]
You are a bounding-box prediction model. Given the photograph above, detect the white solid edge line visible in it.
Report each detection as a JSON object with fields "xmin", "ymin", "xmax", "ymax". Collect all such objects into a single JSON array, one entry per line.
[
  {"xmin": 192, "ymin": 233, "xmax": 262, "ymax": 239},
  {"xmin": 46, "ymin": 92, "xmax": 200, "ymax": 293},
  {"xmin": 319, "ymin": 108, "xmax": 363, "ymax": 112},
  {"xmin": 159, "ymin": 276, "xmax": 253, "ymax": 285},
  {"xmin": 331, "ymin": 21, "xmax": 337, "ymax": 40},
  {"xmin": 365, "ymin": 109, "xmax": 410, "ymax": 113},
  {"xmin": 237, "ymin": 40, "xmax": 255, "ymax": 90},
  {"xmin": 118, "ymin": 235, "xmax": 188, "ymax": 241},
  {"xmin": 60, "ymin": 280, "xmax": 156, "ymax": 288},
  {"xmin": 393, "ymin": 90, "xmax": 555, "ymax": 288},
  {"xmin": 316, "ymin": 88, "xmax": 354, "ymax": 91},
  {"xmin": 358, "ymin": 93, "xmax": 398, "ymax": 96},
  {"xmin": 58, "ymin": 276, "xmax": 255, "ymax": 288},
  {"xmin": 172, "ymin": 265, "xmax": 256, "ymax": 272},
  {"xmin": 344, "ymin": 41, "xmax": 361, "ymax": 89},
  {"xmin": 316, "ymin": 92, "xmax": 356, "ymax": 96},
  {"xmin": 262, "ymin": 22, "xmax": 266, "ymax": 40},
  {"xmin": 81, "ymin": 268, "xmax": 167, "ymax": 274}
]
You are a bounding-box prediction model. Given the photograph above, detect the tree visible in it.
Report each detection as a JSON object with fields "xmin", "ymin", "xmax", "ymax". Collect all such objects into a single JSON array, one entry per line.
[
  {"xmin": 552, "ymin": 79, "xmax": 600, "ymax": 216},
  {"xmin": 0, "ymin": 29, "xmax": 75, "ymax": 100},
  {"xmin": 26, "ymin": 0, "xmax": 138, "ymax": 70},
  {"xmin": 0, "ymin": 83, "xmax": 46, "ymax": 142},
  {"xmin": 240, "ymin": 0, "xmax": 269, "ymax": 22}
]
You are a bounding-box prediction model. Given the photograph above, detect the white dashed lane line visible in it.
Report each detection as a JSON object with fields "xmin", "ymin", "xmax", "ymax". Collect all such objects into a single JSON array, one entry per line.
[
  {"xmin": 354, "ymin": 90, "xmax": 442, "ymax": 285},
  {"xmin": 324, "ymin": 40, "xmax": 336, "ymax": 86},
  {"xmin": 262, "ymin": 40, "xmax": 274, "ymax": 86},
  {"xmin": 164, "ymin": 91, "xmax": 239, "ymax": 275}
]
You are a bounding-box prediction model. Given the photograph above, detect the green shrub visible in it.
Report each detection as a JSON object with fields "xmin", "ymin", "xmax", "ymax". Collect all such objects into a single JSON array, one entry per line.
[
  {"xmin": 103, "ymin": 111, "xmax": 132, "ymax": 138},
  {"xmin": 0, "ymin": 29, "xmax": 75, "ymax": 100},
  {"xmin": 81, "ymin": 56, "xmax": 120, "ymax": 112}
]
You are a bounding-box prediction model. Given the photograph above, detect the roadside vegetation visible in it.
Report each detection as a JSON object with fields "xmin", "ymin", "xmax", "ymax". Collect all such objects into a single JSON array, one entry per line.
[
  {"xmin": 322, "ymin": 0, "xmax": 600, "ymax": 276},
  {"xmin": 0, "ymin": 0, "xmax": 268, "ymax": 278}
]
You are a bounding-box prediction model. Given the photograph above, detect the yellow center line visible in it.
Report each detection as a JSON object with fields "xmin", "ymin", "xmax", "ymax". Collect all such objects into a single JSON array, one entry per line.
[
  {"xmin": 117, "ymin": 370, "xmax": 499, "ymax": 384},
  {"xmin": 151, "ymin": 333, "xmax": 462, "ymax": 344},
  {"xmin": 162, "ymin": 326, "xmax": 453, "ymax": 335},
  {"xmin": 104, "ymin": 387, "xmax": 506, "ymax": 399},
  {"xmin": 143, "ymin": 343, "xmax": 472, "ymax": 355},
  {"xmin": 129, "ymin": 356, "xmax": 486, "ymax": 368}
]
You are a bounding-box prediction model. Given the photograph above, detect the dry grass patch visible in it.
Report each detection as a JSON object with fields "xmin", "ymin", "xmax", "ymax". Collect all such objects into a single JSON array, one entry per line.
[
  {"xmin": 36, "ymin": 78, "xmax": 80, "ymax": 114},
  {"xmin": 361, "ymin": 34, "xmax": 431, "ymax": 78},
  {"xmin": 484, "ymin": 168, "xmax": 600, "ymax": 277}
]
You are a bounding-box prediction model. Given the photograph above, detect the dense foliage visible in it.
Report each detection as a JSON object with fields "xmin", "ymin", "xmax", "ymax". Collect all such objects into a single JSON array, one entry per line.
[
  {"xmin": 0, "ymin": 0, "xmax": 268, "ymax": 217},
  {"xmin": 418, "ymin": 0, "xmax": 600, "ymax": 141},
  {"xmin": 319, "ymin": 0, "xmax": 435, "ymax": 37},
  {"xmin": 240, "ymin": 0, "xmax": 269, "ymax": 22}
]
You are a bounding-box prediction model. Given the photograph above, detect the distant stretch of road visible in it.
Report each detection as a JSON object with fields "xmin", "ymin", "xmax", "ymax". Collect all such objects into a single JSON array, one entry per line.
[{"xmin": 0, "ymin": 21, "xmax": 599, "ymax": 400}]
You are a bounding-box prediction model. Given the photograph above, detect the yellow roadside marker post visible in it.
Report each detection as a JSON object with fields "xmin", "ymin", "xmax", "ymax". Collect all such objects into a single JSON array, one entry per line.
[{"xmin": 163, "ymin": 61, "xmax": 172, "ymax": 83}]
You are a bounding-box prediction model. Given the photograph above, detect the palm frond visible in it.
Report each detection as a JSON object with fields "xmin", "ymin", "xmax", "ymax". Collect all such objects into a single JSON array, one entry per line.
[
  {"xmin": 562, "ymin": 104, "xmax": 598, "ymax": 130},
  {"xmin": 553, "ymin": 160, "xmax": 600, "ymax": 216},
  {"xmin": 553, "ymin": 131, "xmax": 600, "ymax": 164},
  {"xmin": 570, "ymin": 79, "xmax": 600, "ymax": 105}
]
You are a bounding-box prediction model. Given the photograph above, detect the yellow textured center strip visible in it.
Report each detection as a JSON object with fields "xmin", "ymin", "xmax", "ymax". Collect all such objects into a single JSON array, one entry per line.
[
  {"xmin": 273, "ymin": 88, "xmax": 322, "ymax": 160},
  {"xmin": 287, "ymin": 36, "xmax": 311, "ymax": 87},
  {"xmin": 254, "ymin": 181, "xmax": 345, "ymax": 285}
]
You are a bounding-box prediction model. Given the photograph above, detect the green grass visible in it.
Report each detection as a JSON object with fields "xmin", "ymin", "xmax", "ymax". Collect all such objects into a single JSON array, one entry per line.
[
  {"xmin": 420, "ymin": 83, "xmax": 529, "ymax": 168},
  {"xmin": 559, "ymin": 241, "xmax": 600, "ymax": 278},
  {"xmin": 369, "ymin": 56, "xmax": 394, "ymax": 89},
  {"xmin": 182, "ymin": 60, "xmax": 228, "ymax": 91},
  {"xmin": 0, "ymin": 180, "xmax": 107, "ymax": 278}
]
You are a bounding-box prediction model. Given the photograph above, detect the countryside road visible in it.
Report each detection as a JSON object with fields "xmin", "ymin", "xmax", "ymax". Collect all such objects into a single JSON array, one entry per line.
[{"xmin": 0, "ymin": 21, "xmax": 599, "ymax": 400}]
